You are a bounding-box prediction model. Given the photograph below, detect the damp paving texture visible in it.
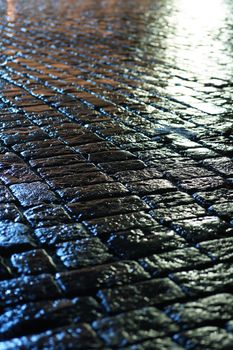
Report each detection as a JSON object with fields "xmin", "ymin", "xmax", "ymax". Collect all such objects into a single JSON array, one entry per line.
[{"xmin": 0, "ymin": 0, "xmax": 233, "ymax": 349}]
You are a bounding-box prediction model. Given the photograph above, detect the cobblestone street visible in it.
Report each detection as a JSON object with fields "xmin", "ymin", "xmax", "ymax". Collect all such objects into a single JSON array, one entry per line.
[{"xmin": 0, "ymin": 0, "xmax": 233, "ymax": 348}]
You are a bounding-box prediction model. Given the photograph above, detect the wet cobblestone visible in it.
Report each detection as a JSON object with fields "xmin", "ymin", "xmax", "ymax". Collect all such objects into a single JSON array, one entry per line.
[{"xmin": 0, "ymin": 0, "xmax": 233, "ymax": 348}]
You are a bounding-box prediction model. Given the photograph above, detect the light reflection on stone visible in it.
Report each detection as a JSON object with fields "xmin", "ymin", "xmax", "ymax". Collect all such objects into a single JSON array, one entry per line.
[
  {"xmin": 163, "ymin": 0, "xmax": 230, "ymax": 112},
  {"xmin": 7, "ymin": 0, "xmax": 15, "ymax": 22},
  {"xmin": 166, "ymin": 0, "xmax": 230, "ymax": 78},
  {"xmin": 131, "ymin": 0, "xmax": 231, "ymax": 114}
]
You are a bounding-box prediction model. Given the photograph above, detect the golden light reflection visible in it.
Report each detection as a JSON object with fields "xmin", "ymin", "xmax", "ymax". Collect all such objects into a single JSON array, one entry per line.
[{"xmin": 7, "ymin": 0, "xmax": 16, "ymax": 22}]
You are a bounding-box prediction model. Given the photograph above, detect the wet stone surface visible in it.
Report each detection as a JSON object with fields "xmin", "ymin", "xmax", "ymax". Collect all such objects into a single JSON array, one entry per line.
[
  {"xmin": 56, "ymin": 261, "xmax": 149, "ymax": 295},
  {"xmin": 0, "ymin": 296, "xmax": 102, "ymax": 340},
  {"xmin": 10, "ymin": 181, "xmax": 57, "ymax": 207},
  {"xmin": 93, "ymin": 306, "xmax": 179, "ymax": 347},
  {"xmin": 0, "ymin": 0, "xmax": 233, "ymax": 347},
  {"xmin": 171, "ymin": 263, "xmax": 233, "ymax": 297},
  {"xmin": 150, "ymin": 203, "xmax": 206, "ymax": 224},
  {"xmin": 11, "ymin": 249, "xmax": 56, "ymax": 275},
  {"xmin": 165, "ymin": 293, "xmax": 233, "ymax": 330},
  {"xmin": 0, "ymin": 222, "xmax": 34, "ymax": 250},
  {"xmin": 66, "ymin": 195, "xmax": 149, "ymax": 220},
  {"xmin": 58, "ymin": 182, "xmax": 129, "ymax": 202},
  {"xmin": 0, "ymin": 274, "xmax": 61, "ymax": 307},
  {"xmin": 120, "ymin": 338, "xmax": 185, "ymax": 350},
  {"xmin": 194, "ymin": 188, "xmax": 233, "ymax": 207},
  {"xmin": 175, "ymin": 326, "xmax": 233, "ymax": 350},
  {"xmin": 24, "ymin": 204, "xmax": 72, "ymax": 227},
  {"xmin": 172, "ymin": 216, "xmax": 227, "ymax": 242},
  {"xmin": 0, "ymin": 185, "xmax": 15, "ymax": 203},
  {"xmin": 139, "ymin": 247, "xmax": 211, "ymax": 277},
  {"xmin": 34, "ymin": 224, "xmax": 89, "ymax": 245},
  {"xmin": 107, "ymin": 227, "xmax": 187, "ymax": 259},
  {"xmin": 55, "ymin": 238, "xmax": 113, "ymax": 269},
  {"xmin": 98, "ymin": 278, "xmax": 185, "ymax": 314},
  {"xmin": 0, "ymin": 323, "xmax": 103, "ymax": 349}
]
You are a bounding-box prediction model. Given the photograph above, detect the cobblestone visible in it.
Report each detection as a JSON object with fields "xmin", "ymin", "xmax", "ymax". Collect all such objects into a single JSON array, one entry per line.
[
  {"xmin": 165, "ymin": 293, "xmax": 233, "ymax": 329},
  {"xmin": 34, "ymin": 224, "xmax": 88, "ymax": 245},
  {"xmin": 0, "ymin": 222, "xmax": 34, "ymax": 250},
  {"xmin": 0, "ymin": 323, "xmax": 103, "ymax": 349},
  {"xmin": 0, "ymin": 0, "xmax": 233, "ymax": 348},
  {"xmin": 10, "ymin": 181, "xmax": 57, "ymax": 207},
  {"xmin": 107, "ymin": 227, "xmax": 187, "ymax": 259},
  {"xmin": 98, "ymin": 278, "xmax": 184, "ymax": 313},
  {"xmin": 55, "ymin": 238, "xmax": 113, "ymax": 269},
  {"xmin": 171, "ymin": 263, "xmax": 233, "ymax": 297},
  {"xmin": 93, "ymin": 306, "xmax": 179, "ymax": 347},
  {"xmin": 11, "ymin": 249, "xmax": 56, "ymax": 275},
  {"xmin": 0, "ymin": 297, "xmax": 102, "ymax": 340},
  {"xmin": 175, "ymin": 326, "xmax": 233, "ymax": 350}
]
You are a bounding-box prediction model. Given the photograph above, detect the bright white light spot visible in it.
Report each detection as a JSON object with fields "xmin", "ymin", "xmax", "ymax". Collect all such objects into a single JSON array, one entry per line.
[{"xmin": 166, "ymin": 0, "xmax": 230, "ymax": 78}]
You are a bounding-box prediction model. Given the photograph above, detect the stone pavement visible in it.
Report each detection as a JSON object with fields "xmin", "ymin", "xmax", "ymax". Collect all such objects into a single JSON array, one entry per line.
[{"xmin": 0, "ymin": 0, "xmax": 233, "ymax": 348}]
